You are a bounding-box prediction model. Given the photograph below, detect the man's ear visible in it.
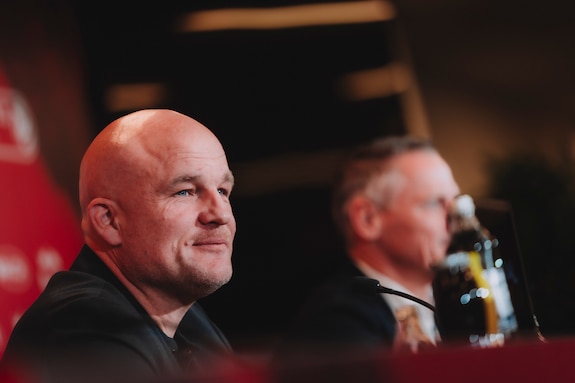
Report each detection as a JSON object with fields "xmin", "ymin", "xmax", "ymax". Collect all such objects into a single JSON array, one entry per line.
[
  {"xmin": 347, "ymin": 196, "xmax": 382, "ymax": 241},
  {"xmin": 86, "ymin": 198, "xmax": 122, "ymax": 246}
]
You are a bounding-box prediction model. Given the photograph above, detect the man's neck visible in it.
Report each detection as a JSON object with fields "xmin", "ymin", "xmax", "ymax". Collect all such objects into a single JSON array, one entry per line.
[
  {"xmin": 148, "ymin": 306, "xmax": 191, "ymax": 338},
  {"xmin": 352, "ymin": 253, "xmax": 433, "ymax": 300},
  {"xmin": 97, "ymin": 252, "xmax": 192, "ymax": 338}
]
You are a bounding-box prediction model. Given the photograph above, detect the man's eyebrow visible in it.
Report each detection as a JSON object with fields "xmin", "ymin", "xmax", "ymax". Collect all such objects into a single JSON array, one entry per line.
[
  {"xmin": 225, "ymin": 171, "xmax": 235, "ymax": 187},
  {"xmin": 170, "ymin": 172, "xmax": 235, "ymax": 186},
  {"xmin": 171, "ymin": 175, "xmax": 199, "ymax": 186}
]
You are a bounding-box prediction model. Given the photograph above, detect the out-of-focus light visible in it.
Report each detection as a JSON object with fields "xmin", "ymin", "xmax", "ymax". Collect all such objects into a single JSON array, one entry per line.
[
  {"xmin": 105, "ymin": 83, "xmax": 169, "ymax": 112},
  {"xmin": 337, "ymin": 62, "xmax": 411, "ymax": 101},
  {"xmin": 176, "ymin": 1, "xmax": 396, "ymax": 32}
]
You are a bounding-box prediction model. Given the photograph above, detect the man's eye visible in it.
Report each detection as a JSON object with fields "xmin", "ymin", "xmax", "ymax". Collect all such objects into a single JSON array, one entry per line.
[
  {"xmin": 426, "ymin": 199, "xmax": 449, "ymax": 209},
  {"xmin": 175, "ymin": 190, "xmax": 191, "ymax": 196},
  {"xmin": 425, "ymin": 199, "xmax": 441, "ymax": 207},
  {"xmin": 218, "ymin": 188, "xmax": 229, "ymax": 197}
]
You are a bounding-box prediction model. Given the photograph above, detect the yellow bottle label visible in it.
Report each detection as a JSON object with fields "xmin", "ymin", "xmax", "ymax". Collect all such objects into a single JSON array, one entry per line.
[{"xmin": 468, "ymin": 251, "xmax": 498, "ymax": 334}]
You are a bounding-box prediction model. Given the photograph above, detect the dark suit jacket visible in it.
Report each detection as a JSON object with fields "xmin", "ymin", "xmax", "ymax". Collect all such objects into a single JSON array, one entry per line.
[
  {"xmin": 1, "ymin": 245, "xmax": 231, "ymax": 383},
  {"xmin": 274, "ymin": 259, "xmax": 397, "ymax": 362}
]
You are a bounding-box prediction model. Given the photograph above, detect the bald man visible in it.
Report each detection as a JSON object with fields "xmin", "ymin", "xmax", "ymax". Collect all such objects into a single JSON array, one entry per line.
[{"xmin": 1, "ymin": 110, "xmax": 236, "ymax": 382}]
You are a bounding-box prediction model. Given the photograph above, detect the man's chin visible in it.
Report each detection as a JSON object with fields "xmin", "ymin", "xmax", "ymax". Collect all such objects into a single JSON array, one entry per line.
[{"xmin": 207, "ymin": 269, "xmax": 233, "ymax": 290}]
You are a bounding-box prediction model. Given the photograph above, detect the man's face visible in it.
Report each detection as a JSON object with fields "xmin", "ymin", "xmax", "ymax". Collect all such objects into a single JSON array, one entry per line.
[
  {"xmin": 115, "ymin": 125, "xmax": 236, "ymax": 303},
  {"xmin": 378, "ymin": 151, "xmax": 460, "ymax": 273}
]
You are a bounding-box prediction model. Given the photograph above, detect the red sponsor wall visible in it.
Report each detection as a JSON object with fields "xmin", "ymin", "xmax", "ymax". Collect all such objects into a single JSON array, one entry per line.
[{"xmin": 0, "ymin": 1, "xmax": 92, "ymax": 355}]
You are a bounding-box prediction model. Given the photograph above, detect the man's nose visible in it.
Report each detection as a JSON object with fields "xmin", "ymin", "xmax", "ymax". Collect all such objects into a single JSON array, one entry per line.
[{"xmin": 198, "ymin": 191, "xmax": 233, "ymax": 226}]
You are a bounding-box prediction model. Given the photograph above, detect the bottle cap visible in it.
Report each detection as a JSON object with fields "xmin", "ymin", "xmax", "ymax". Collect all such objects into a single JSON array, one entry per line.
[{"xmin": 452, "ymin": 194, "xmax": 475, "ymax": 217}]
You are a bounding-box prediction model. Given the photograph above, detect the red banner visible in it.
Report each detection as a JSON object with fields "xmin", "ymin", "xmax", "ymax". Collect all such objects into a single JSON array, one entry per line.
[{"xmin": 0, "ymin": 66, "xmax": 83, "ymax": 355}]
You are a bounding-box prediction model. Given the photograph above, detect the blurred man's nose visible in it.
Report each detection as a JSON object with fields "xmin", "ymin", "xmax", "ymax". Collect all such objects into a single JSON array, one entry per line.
[{"xmin": 445, "ymin": 198, "xmax": 458, "ymax": 234}]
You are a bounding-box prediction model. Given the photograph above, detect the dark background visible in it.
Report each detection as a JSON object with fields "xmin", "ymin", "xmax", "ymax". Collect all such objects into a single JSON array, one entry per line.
[{"xmin": 3, "ymin": 0, "xmax": 574, "ymax": 355}]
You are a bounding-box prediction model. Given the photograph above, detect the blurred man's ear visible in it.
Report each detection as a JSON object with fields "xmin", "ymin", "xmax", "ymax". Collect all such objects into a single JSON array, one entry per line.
[
  {"xmin": 86, "ymin": 198, "xmax": 122, "ymax": 246},
  {"xmin": 347, "ymin": 196, "xmax": 382, "ymax": 241}
]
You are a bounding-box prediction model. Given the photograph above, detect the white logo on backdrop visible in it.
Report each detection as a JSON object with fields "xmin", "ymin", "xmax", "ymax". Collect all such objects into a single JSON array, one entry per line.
[
  {"xmin": 36, "ymin": 245, "xmax": 64, "ymax": 290},
  {"xmin": 0, "ymin": 87, "xmax": 38, "ymax": 164},
  {"xmin": 0, "ymin": 245, "xmax": 32, "ymax": 294}
]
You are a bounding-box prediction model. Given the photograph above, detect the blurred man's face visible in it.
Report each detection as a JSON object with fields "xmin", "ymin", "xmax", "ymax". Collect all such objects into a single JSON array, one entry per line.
[{"xmin": 378, "ymin": 151, "xmax": 460, "ymax": 273}]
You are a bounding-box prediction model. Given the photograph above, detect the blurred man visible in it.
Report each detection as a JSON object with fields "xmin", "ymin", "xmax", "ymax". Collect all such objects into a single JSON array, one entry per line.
[
  {"xmin": 275, "ymin": 135, "xmax": 460, "ymax": 359},
  {"xmin": 1, "ymin": 109, "xmax": 237, "ymax": 382}
]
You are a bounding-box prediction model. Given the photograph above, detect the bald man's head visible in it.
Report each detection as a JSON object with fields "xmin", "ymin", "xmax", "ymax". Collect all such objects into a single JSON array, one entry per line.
[
  {"xmin": 79, "ymin": 109, "xmax": 225, "ymax": 214},
  {"xmin": 77, "ymin": 108, "xmax": 236, "ymax": 305}
]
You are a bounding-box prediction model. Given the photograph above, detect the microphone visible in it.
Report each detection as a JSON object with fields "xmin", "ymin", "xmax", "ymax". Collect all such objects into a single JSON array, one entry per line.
[{"xmin": 353, "ymin": 276, "xmax": 436, "ymax": 312}]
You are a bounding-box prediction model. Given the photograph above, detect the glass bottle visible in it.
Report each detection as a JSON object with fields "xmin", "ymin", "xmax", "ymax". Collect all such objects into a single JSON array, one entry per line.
[{"xmin": 432, "ymin": 194, "xmax": 518, "ymax": 347}]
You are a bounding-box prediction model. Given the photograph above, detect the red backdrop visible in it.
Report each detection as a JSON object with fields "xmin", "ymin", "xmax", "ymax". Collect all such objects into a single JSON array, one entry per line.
[
  {"xmin": 0, "ymin": 66, "xmax": 83, "ymax": 355},
  {"xmin": 0, "ymin": 1, "xmax": 92, "ymax": 356}
]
